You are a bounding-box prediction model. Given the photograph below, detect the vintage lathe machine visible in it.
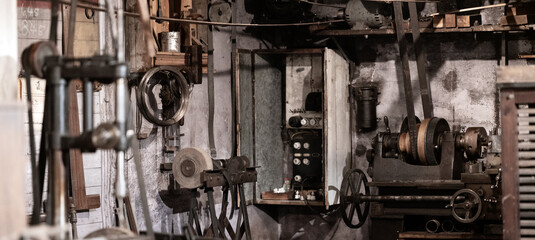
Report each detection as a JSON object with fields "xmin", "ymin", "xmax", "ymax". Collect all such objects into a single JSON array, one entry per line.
[{"xmin": 341, "ymin": 116, "xmax": 502, "ymax": 239}]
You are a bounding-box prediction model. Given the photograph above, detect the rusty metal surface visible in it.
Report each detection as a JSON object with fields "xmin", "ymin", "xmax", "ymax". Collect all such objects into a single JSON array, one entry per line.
[
  {"xmin": 201, "ymin": 169, "xmax": 257, "ymax": 188},
  {"xmin": 372, "ymin": 132, "xmax": 459, "ymax": 181},
  {"xmin": 500, "ymin": 89, "xmax": 520, "ymax": 240}
]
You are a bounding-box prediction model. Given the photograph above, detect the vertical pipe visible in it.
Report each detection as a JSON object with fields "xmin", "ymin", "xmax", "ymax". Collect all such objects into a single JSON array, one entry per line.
[
  {"xmin": 47, "ymin": 62, "xmax": 68, "ymax": 237},
  {"xmin": 114, "ymin": 0, "xmax": 129, "ymax": 230},
  {"xmin": 83, "ymin": 79, "xmax": 93, "ymax": 132},
  {"xmin": 231, "ymin": 0, "xmax": 237, "ymax": 157}
]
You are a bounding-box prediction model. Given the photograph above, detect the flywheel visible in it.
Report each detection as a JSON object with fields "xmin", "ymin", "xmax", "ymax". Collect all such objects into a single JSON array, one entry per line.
[{"xmin": 172, "ymin": 148, "xmax": 213, "ymax": 189}]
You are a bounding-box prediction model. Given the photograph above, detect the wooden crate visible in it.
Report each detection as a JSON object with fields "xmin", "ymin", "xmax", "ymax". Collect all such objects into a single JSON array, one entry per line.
[
  {"xmin": 433, "ymin": 14, "xmax": 456, "ymax": 28},
  {"xmin": 456, "ymin": 15, "xmax": 482, "ymax": 28}
]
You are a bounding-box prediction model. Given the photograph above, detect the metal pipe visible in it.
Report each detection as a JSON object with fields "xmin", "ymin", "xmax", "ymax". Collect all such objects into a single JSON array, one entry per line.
[
  {"xmin": 358, "ymin": 195, "xmax": 462, "ymax": 202},
  {"xmin": 441, "ymin": 219, "xmax": 454, "ymax": 232},
  {"xmin": 425, "ymin": 219, "xmax": 440, "ymax": 233},
  {"xmin": 46, "ymin": 62, "xmax": 68, "ymax": 237},
  {"xmin": 83, "ymin": 79, "xmax": 93, "ymax": 132}
]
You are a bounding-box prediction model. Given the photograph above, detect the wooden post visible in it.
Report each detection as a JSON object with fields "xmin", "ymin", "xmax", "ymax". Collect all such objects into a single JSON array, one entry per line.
[{"xmin": 181, "ymin": 0, "xmax": 198, "ymax": 46}]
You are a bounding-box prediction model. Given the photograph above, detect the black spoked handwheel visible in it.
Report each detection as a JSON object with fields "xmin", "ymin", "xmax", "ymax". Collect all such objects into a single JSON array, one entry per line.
[{"xmin": 340, "ymin": 168, "xmax": 370, "ymax": 228}]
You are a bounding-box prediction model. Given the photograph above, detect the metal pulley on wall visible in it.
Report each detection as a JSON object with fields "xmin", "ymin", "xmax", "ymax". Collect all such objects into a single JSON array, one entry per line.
[
  {"xmin": 209, "ymin": 0, "xmax": 232, "ymax": 23},
  {"xmin": 136, "ymin": 66, "xmax": 193, "ymax": 126}
]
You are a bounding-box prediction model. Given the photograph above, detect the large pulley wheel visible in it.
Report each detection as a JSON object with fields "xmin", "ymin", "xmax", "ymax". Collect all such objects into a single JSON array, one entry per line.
[
  {"xmin": 420, "ymin": 117, "xmax": 450, "ymax": 165},
  {"xmin": 340, "ymin": 169, "xmax": 370, "ymax": 228},
  {"xmin": 136, "ymin": 66, "xmax": 193, "ymax": 126},
  {"xmin": 172, "ymin": 148, "xmax": 213, "ymax": 189},
  {"xmin": 399, "ymin": 116, "xmax": 420, "ymax": 164},
  {"xmin": 399, "ymin": 117, "xmax": 449, "ymax": 165},
  {"xmin": 448, "ymin": 189, "xmax": 482, "ymax": 223}
]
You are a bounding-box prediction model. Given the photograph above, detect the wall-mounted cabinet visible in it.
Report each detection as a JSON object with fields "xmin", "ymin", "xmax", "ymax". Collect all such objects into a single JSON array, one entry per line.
[{"xmin": 237, "ymin": 48, "xmax": 351, "ymax": 208}]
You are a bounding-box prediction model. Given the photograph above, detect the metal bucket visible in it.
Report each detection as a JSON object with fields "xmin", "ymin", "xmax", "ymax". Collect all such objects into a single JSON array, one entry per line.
[{"xmin": 159, "ymin": 32, "xmax": 181, "ymax": 53}]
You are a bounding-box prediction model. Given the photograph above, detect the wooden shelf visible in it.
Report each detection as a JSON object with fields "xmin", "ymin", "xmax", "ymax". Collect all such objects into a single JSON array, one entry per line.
[
  {"xmin": 314, "ymin": 24, "xmax": 535, "ymax": 36},
  {"xmin": 398, "ymin": 231, "xmax": 502, "ymax": 240},
  {"xmin": 255, "ymin": 199, "xmax": 325, "ymax": 207},
  {"xmin": 153, "ymin": 51, "xmax": 208, "ymax": 73}
]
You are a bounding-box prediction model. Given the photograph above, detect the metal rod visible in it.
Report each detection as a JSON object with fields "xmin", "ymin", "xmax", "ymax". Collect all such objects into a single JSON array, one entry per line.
[
  {"xmin": 231, "ymin": 0, "xmax": 237, "ymax": 157},
  {"xmin": 206, "ymin": 188, "xmax": 221, "ymax": 238},
  {"xmin": 115, "ymin": 151, "xmax": 127, "ymax": 228},
  {"xmin": 239, "ymin": 184, "xmax": 252, "ymax": 240},
  {"xmin": 49, "ymin": 0, "xmax": 344, "ymax": 27},
  {"xmin": 408, "ymin": 2, "xmax": 433, "ymax": 119},
  {"xmin": 393, "ymin": 2, "xmax": 419, "ymax": 160},
  {"xmin": 46, "ymin": 62, "xmax": 68, "ymax": 237},
  {"xmin": 208, "ymin": 25, "xmax": 216, "ymax": 158},
  {"xmin": 358, "ymin": 195, "xmax": 462, "ymax": 202},
  {"xmin": 83, "ymin": 79, "xmax": 93, "ymax": 132}
]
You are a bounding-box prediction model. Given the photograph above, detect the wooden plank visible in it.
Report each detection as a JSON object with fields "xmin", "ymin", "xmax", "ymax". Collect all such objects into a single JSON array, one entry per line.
[
  {"xmin": 323, "ymin": 48, "xmax": 350, "ymax": 207},
  {"xmin": 62, "ymin": 5, "xmax": 89, "ymax": 211},
  {"xmin": 500, "ymin": 15, "xmax": 535, "ymax": 26},
  {"xmin": 497, "ymin": 66, "xmax": 535, "ymax": 86},
  {"xmin": 180, "ymin": 0, "xmax": 197, "ymax": 46},
  {"xmin": 433, "ymin": 14, "xmax": 456, "ymax": 28},
  {"xmin": 255, "ymin": 199, "xmax": 324, "ymax": 206},
  {"xmin": 153, "ymin": 52, "xmax": 208, "ymax": 73},
  {"xmin": 501, "ymin": 89, "xmax": 520, "ymax": 240},
  {"xmin": 150, "ymin": 0, "xmax": 170, "ymax": 48},
  {"xmin": 68, "ymin": 194, "xmax": 100, "ymax": 209},
  {"xmin": 457, "ymin": 15, "xmax": 482, "ymax": 28},
  {"xmin": 261, "ymin": 191, "xmax": 293, "ymax": 200},
  {"xmin": 507, "ymin": 3, "xmax": 535, "ymax": 16}
]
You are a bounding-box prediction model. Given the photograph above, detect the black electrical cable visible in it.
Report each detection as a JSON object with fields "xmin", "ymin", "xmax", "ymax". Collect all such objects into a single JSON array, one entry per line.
[{"xmin": 300, "ymin": 178, "xmax": 342, "ymax": 224}]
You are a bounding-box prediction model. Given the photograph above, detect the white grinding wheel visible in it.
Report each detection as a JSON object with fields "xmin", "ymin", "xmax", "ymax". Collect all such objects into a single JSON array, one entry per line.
[{"xmin": 172, "ymin": 147, "xmax": 213, "ymax": 189}]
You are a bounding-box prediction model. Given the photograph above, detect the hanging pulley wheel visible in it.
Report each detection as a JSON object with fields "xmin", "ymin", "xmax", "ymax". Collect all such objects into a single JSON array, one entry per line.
[
  {"xmin": 172, "ymin": 147, "xmax": 213, "ymax": 189},
  {"xmin": 136, "ymin": 66, "xmax": 193, "ymax": 126},
  {"xmin": 209, "ymin": 0, "xmax": 232, "ymax": 23}
]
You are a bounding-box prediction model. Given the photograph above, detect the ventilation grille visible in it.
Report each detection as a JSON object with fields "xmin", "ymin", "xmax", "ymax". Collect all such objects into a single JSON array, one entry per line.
[{"xmin": 518, "ymin": 105, "xmax": 535, "ymax": 238}]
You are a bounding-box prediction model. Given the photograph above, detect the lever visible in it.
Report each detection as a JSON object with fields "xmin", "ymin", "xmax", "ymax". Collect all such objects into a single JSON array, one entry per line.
[{"xmin": 384, "ymin": 116, "xmax": 390, "ymax": 133}]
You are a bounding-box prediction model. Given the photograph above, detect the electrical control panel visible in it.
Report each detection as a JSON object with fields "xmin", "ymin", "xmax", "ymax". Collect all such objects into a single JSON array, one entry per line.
[
  {"xmin": 239, "ymin": 48, "xmax": 350, "ymax": 207},
  {"xmin": 285, "ymin": 54, "xmax": 324, "ymax": 190}
]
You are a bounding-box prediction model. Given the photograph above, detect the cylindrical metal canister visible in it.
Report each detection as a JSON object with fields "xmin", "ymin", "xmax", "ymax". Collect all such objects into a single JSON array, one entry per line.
[
  {"xmin": 356, "ymin": 86, "xmax": 378, "ymax": 132},
  {"xmin": 159, "ymin": 32, "xmax": 181, "ymax": 53}
]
